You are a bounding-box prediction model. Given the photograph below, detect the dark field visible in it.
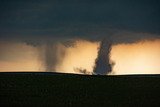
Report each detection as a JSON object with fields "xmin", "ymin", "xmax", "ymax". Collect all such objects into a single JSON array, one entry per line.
[{"xmin": 0, "ymin": 72, "xmax": 160, "ymax": 106}]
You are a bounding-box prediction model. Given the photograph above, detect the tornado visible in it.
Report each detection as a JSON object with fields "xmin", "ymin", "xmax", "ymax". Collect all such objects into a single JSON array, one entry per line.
[
  {"xmin": 93, "ymin": 39, "xmax": 112, "ymax": 75},
  {"xmin": 44, "ymin": 42, "xmax": 58, "ymax": 72}
]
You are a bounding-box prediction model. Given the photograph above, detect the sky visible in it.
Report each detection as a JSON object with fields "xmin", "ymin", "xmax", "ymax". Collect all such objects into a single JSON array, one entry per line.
[{"xmin": 0, "ymin": 0, "xmax": 160, "ymax": 74}]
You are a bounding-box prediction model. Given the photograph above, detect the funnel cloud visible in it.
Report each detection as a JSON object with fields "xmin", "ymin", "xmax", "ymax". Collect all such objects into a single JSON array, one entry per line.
[{"xmin": 93, "ymin": 39, "xmax": 112, "ymax": 75}]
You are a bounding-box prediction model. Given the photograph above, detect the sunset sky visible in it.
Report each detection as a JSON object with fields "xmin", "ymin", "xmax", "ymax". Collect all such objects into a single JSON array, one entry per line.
[{"xmin": 0, "ymin": 0, "xmax": 160, "ymax": 74}]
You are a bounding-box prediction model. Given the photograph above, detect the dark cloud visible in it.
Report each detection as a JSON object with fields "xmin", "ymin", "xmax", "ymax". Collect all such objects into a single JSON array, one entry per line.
[{"xmin": 0, "ymin": 0, "xmax": 160, "ymax": 44}]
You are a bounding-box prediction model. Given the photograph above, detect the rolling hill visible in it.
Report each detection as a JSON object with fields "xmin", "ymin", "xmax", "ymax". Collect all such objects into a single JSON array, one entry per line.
[{"xmin": 0, "ymin": 72, "xmax": 160, "ymax": 106}]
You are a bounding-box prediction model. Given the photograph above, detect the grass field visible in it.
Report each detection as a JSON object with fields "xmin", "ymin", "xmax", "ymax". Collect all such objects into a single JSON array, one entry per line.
[{"xmin": 0, "ymin": 72, "xmax": 160, "ymax": 106}]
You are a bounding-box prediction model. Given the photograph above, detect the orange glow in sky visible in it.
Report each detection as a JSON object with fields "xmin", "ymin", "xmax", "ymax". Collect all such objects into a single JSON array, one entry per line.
[
  {"xmin": 111, "ymin": 39, "xmax": 160, "ymax": 74},
  {"xmin": 0, "ymin": 42, "xmax": 41, "ymax": 71},
  {"xmin": 1, "ymin": 39, "xmax": 160, "ymax": 75},
  {"xmin": 56, "ymin": 40, "xmax": 99, "ymax": 74}
]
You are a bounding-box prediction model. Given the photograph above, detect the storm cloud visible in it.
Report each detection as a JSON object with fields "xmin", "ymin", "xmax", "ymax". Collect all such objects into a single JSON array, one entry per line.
[
  {"xmin": 0, "ymin": 0, "xmax": 160, "ymax": 43},
  {"xmin": 0, "ymin": 0, "xmax": 160, "ymax": 73}
]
